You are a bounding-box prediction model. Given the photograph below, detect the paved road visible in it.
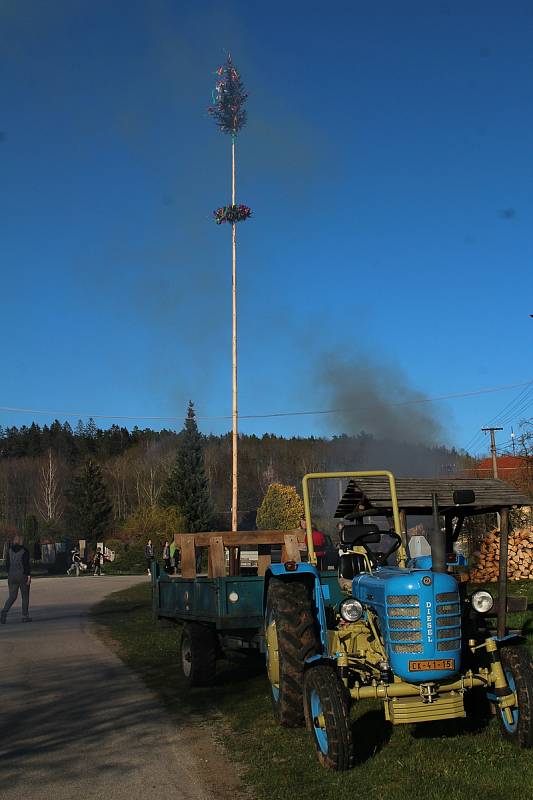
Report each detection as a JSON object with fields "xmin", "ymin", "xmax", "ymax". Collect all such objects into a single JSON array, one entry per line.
[{"xmin": 0, "ymin": 576, "xmax": 217, "ymax": 800}]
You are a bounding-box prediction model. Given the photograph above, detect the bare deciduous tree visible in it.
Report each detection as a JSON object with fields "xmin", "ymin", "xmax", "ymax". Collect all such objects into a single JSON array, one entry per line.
[{"xmin": 34, "ymin": 450, "xmax": 63, "ymax": 523}]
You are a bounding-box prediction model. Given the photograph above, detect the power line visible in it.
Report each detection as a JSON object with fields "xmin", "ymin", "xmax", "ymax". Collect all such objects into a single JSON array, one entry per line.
[
  {"xmin": 2, "ymin": 378, "xmax": 533, "ymax": 425},
  {"xmin": 462, "ymin": 380, "xmax": 533, "ymax": 453}
]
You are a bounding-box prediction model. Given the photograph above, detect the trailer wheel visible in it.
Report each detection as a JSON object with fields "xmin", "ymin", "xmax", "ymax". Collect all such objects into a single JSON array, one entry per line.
[
  {"xmin": 265, "ymin": 578, "xmax": 320, "ymax": 727},
  {"xmin": 303, "ymin": 665, "xmax": 354, "ymax": 770},
  {"xmin": 496, "ymin": 645, "xmax": 533, "ymax": 747},
  {"xmin": 180, "ymin": 623, "xmax": 217, "ymax": 687}
]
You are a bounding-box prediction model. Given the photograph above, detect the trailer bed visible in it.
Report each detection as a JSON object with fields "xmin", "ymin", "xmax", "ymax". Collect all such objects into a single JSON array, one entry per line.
[{"xmin": 155, "ymin": 570, "xmax": 345, "ymax": 631}]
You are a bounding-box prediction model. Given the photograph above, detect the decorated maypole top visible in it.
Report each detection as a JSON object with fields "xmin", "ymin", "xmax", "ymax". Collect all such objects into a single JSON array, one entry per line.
[
  {"xmin": 209, "ymin": 55, "xmax": 251, "ymax": 224},
  {"xmin": 208, "ymin": 54, "xmax": 248, "ymax": 135},
  {"xmin": 208, "ymin": 54, "xmax": 250, "ymax": 541}
]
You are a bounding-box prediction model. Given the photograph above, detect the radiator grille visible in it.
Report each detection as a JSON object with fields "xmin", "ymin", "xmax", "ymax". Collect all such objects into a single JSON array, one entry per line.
[
  {"xmin": 393, "ymin": 643, "xmax": 423, "ymax": 653},
  {"xmin": 388, "ymin": 607, "xmax": 420, "ymax": 618},
  {"xmin": 436, "ymin": 591, "xmax": 460, "ymax": 652},
  {"xmin": 437, "ymin": 615, "xmax": 460, "ymax": 627},
  {"xmin": 387, "ymin": 595, "xmax": 419, "ymax": 605},
  {"xmin": 390, "ymin": 631, "xmax": 422, "ymax": 642},
  {"xmin": 438, "ymin": 639, "xmax": 461, "ymax": 651},
  {"xmin": 389, "ymin": 619, "xmax": 421, "ymax": 630},
  {"xmin": 437, "ymin": 629, "xmax": 459, "ymax": 640},
  {"xmin": 437, "ymin": 603, "xmax": 460, "ymax": 615}
]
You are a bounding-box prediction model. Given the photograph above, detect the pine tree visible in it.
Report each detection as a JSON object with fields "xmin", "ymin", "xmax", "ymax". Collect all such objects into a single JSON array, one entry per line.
[
  {"xmin": 64, "ymin": 459, "xmax": 112, "ymax": 543},
  {"xmin": 160, "ymin": 402, "xmax": 212, "ymax": 532}
]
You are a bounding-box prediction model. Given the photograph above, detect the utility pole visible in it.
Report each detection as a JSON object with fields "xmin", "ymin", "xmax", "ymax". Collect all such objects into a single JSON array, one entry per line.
[
  {"xmin": 482, "ymin": 427, "xmax": 503, "ymax": 478},
  {"xmin": 482, "ymin": 426, "xmax": 503, "ymax": 528}
]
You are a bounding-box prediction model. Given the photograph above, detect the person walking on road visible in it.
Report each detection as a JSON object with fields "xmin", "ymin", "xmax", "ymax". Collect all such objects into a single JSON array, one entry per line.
[
  {"xmin": 1, "ymin": 534, "xmax": 32, "ymax": 624},
  {"xmin": 67, "ymin": 548, "xmax": 82, "ymax": 577},
  {"xmin": 93, "ymin": 547, "xmax": 104, "ymax": 577},
  {"xmin": 144, "ymin": 539, "xmax": 154, "ymax": 576}
]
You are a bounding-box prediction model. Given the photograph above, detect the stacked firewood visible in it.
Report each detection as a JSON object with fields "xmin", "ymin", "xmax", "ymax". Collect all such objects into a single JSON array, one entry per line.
[{"xmin": 470, "ymin": 528, "xmax": 533, "ymax": 582}]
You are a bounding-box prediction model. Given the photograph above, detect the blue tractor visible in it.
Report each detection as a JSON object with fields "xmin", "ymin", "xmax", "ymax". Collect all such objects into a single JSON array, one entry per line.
[{"xmin": 263, "ymin": 471, "xmax": 533, "ymax": 769}]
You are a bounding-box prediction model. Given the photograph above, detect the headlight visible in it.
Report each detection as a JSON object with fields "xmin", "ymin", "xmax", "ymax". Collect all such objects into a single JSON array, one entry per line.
[
  {"xmin": 471, "ymin": 590, "xmax": 494, "ymax": 614},
  {"xmin": 340, "ymin": 598, "xmax": 363, "ymax": 622}
]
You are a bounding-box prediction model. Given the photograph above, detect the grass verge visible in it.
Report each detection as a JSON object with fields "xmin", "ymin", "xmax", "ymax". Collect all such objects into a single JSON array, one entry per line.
[{"xmin": 93, "ymin": 582, "xmax": 533, "ymax": 800}]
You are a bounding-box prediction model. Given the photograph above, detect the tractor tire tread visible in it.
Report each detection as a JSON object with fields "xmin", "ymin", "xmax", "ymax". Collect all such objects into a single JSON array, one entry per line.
[
  {"xmin": 266, "ymin": 578, "xmax": 320, "ymax": 727},
  {"xmin": 304, "ymin": 665, "xmax": 354, "ymax": 771},
  {"xmin": 497, "ymin": 645, "xmax": 533, "ymax": 748},
  {"xmin": 180, "ymin": 623, "xmax": 217, "ymax": 688}
]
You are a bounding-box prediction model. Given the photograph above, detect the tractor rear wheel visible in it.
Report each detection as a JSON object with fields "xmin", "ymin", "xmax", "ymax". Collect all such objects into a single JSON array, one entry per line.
[
  {"xmin": 496, "ymin": 645, "xmax": 533, "ymax": 747},
  {"xmin": 180, "ymin": 623, "xmax": 217, "ymax": 688},
  {"xmin": 303, "ymin": 665, "xmax": 354, "ymax": 770},
  {"xmin": 265, "ymin": 578, "xmax": 320, "ymax": 727}
]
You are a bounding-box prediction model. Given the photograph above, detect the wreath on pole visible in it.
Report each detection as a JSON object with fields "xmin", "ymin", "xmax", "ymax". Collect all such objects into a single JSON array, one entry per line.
[{"xmin": 214, "ymin": 204, "xmax": 252, "ymax": 225}]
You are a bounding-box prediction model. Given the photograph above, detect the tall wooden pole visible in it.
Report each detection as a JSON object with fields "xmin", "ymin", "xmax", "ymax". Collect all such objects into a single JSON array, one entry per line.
[
  {"xmin": 231, "ymin": 135, "xmax": 238, "ymax": 533},
  {"xmin": 482, "ymin": 426, "xmax": 503, "ymax": 527}
]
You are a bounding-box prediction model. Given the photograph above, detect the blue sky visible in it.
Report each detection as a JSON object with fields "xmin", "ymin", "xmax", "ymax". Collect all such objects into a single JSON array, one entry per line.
[{"xmin": 1, "ymin": 1, "xmax": 532, "ymax": 455}]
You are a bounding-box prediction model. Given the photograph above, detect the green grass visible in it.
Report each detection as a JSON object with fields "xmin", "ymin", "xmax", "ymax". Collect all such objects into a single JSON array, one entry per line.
[{"xmin": 93, "ymin": 583, "xmax": 533, "ymax": 800}]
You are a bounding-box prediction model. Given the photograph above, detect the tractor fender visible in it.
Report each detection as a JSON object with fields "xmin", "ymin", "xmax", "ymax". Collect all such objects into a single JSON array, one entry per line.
[
  {"xmin": 263, "ymin": 563, "xmax": 328, "ymax": 654},
  {"xmin": 492, "ymin": 633, "xmax": 526, "ymax": 646},
  {"xmin": 303, "ymin": 653, "xmax": 337, "ymax": 670}
]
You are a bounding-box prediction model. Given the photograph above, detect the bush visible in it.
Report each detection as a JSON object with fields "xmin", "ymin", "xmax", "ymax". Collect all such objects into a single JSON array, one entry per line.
[
  {"xmin": 121, "ymin": 506, "xmax": 187, "ymax": 539},
  {"xmin": 105, "ymin": 506, "xmax": 188, "ymax": 573},
  {"xmin": 104, "ymin": 539, "xmax": 148, "ymax": 574},
  {"xmin": 256, "ymin": 483, "xmax": 304, "ymax": 530}
]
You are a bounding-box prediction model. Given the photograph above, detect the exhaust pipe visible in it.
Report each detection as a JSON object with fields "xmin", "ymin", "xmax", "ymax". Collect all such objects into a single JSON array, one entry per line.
[{"xmin": 431, "ymin": 492, "xmax": 447, "ymax": 574}]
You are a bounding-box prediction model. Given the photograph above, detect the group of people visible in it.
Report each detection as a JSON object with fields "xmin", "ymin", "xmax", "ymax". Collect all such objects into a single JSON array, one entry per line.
[
  {"xmin": 67, "ymin": 547, "xmax": 105, "ymax": 577},
  {"xmin": 144, "ymin": 539, "xmax": 179, "ymax": 576}
]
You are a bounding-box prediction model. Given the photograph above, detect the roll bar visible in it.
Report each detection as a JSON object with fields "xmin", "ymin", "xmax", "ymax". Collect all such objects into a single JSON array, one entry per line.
[{"xmin": 302, "ymin": 471, "xmax": 406, "ymax": 568}]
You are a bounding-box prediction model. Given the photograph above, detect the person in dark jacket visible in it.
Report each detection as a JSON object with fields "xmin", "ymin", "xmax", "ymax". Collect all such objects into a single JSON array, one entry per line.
[
  {"xmin": 1, "ymin": 534, "xmax": 32, "ymax": 623},
  {"xmin": 172, "ymin": 545, "xmax": 180, "ymax": 575},
  {"xmin": 144, "ymin": 539, "xmax": 154, "ymax": 576},
  {"xmin": 92, "ymin": 547, "xmax": 104, "ymax": 576},
  {"xmin": 162, "ymin": 540, "xmax": 171, "ymax": 573}
]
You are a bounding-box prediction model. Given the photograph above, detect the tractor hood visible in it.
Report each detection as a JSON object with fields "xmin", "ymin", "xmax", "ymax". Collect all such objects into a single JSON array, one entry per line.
[{"xmin": 353, "ymin": 567, "xmax": 461, "ymax": 683}]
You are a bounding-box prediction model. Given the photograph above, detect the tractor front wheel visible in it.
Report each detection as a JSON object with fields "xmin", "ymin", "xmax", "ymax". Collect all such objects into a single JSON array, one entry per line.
[
  {"xmin": 264, "ymin": 578, "xmax": 320, "ymax": 726},
  {"xmin": 303, "ymin": 665, "xmax": 354, "ymax": 770},
  {"xmin": 496, "ymin": 645, "xmax": 533, "ymax": 748},
  {"xmin": 180, "ymin": 623, "xmax": 217, "ymax": 688}
]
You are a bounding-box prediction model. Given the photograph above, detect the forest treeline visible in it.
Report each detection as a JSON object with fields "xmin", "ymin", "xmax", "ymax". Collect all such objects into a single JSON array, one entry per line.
[{"xmin": 0, "ymin": 415, "xmax": 467, "ymax": 542}]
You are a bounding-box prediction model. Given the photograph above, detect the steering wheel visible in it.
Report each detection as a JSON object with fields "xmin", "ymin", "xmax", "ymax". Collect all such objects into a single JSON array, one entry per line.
[{"xmin": 371, "ymin": 532, "xmax": 402, "ymax": 566}]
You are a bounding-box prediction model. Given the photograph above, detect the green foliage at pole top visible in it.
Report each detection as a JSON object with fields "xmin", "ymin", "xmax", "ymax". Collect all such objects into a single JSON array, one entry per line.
[
  {"xmin": 208, "ymin": 54, "xmax": 247, "ymax": 136},
  {"xmin": 256, "ymin": 483, "xmax": 304, "ymax": 531},
  {"xmin": 64, "ymin": 458, "xmax": 112, "ymax": 543},
  {"xmin": 160, "ymin": 402, "xmax": 212, "ymax": 533}
]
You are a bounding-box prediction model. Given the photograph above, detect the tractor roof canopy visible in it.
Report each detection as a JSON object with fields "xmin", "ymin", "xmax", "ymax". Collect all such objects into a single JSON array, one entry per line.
[{"xmin": 335, "ymin": 476, "xmax": 532, "ymax": 519}]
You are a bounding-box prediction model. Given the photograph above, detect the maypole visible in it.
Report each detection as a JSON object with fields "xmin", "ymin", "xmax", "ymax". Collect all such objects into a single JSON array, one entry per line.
[{"xmin": 209, "ymin": 56, "xmax": 250, "ymax": 537}]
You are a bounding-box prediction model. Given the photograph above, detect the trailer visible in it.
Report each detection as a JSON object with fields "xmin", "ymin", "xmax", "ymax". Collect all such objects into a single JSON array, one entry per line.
[{"xmin": 151, "ymin": 528, "xmax": 345, "ymax": 686}]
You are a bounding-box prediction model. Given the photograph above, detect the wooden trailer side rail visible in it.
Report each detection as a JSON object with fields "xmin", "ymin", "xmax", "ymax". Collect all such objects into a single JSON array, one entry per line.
[{"xmin": 174, "ymin": 530, "xmax": 305, "ymax": 578}]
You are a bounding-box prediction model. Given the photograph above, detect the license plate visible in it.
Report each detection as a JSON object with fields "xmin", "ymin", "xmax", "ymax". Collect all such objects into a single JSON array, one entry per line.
[{"xmin": 409, "ymin": 659, "xmax": 455, "ymax": 672}]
